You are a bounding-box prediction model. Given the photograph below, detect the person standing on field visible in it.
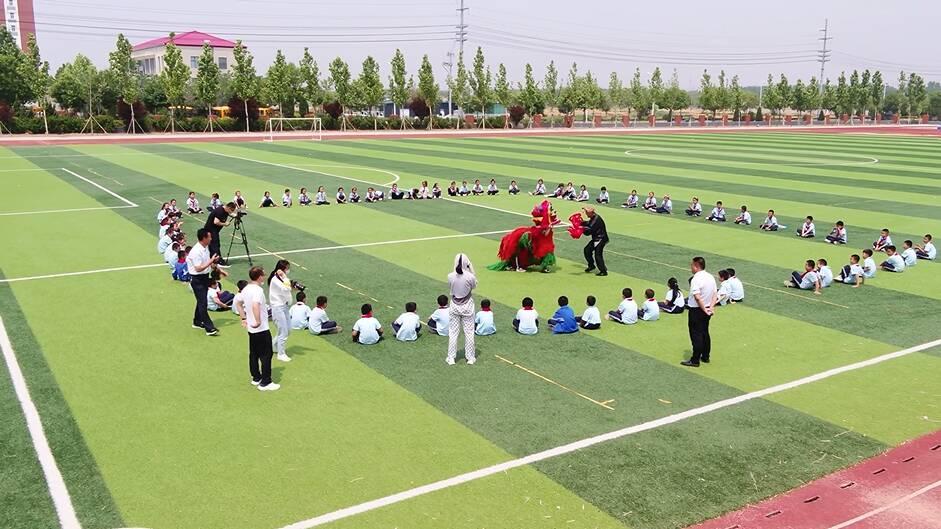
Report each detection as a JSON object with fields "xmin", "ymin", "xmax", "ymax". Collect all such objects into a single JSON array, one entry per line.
[
  {"xmin": 682, "ymin": 256, "xmax": 718, "ymax": 368},
  {"xmin": 186, "ymin": 228, "xmax": 220, "ymax": 336},
  {"xmin": 268, "ymin": 259, "xmax": 295, "ymax": 363},
  {"xmin": 237, "ymin": 266, "xmax": 279, "ymax": 391},
  {"xmin": 581, "ymin": 207, "xmax": 609, "ymax": 276},
  {"xmin": 446, "ymin": 253, "xmax": 477, "ymax": 366}
]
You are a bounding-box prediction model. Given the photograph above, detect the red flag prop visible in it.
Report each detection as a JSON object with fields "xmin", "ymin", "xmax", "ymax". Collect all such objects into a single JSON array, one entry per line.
[{"xmin": 567, "ymin": 213, "xmax": 585, "ymax": 239}]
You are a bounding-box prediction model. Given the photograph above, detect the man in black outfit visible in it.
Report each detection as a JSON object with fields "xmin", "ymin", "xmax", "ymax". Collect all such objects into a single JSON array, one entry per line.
[
  {"xmin": 204, "ymin": 202, "xmax": 236, "ymax": 264},
  {"xmin": 581, "ymin": 207, "xmax": 609, "ymax": 276}
]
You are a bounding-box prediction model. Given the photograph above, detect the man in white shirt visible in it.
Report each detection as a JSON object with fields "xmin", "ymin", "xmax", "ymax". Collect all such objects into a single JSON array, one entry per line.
[
  {"xmin": 392, "ymin": 302, "xmax": 422, "ymax": 341},
  {"xmin": 352, "ymin": 303, "xmax": 384, "ymax": 345},
  {"xmin": 236, "ymin": 266, "xmax": 279, "ymax": 391},
  {"xmin": 186, "ymin": 228, "xmax": 220, "ymax": 336},
  {"xmin": 915, "ymin": 234, "xmax": 936, "ymax": 260},
  {"xmin": 682, "ymin": 256, "xmax": 718, "ymax": 367}
]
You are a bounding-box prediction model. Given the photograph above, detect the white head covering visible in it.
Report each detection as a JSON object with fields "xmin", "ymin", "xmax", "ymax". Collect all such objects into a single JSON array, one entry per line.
[{"xmin": 448, "ymin": 253, "xmax": 477, "ymax": 302}]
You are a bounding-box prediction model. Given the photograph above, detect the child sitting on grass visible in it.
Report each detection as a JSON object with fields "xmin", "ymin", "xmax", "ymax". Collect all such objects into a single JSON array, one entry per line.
[
  {"xmin": 785, "ymin": 260, "xmax": 822, "ymax": 294},
  {"xmin": 231, "ymin": 280, "xmax": 248, "ymax": 315},
  {"xmin": 872, "ymin": 228, "xmax": 892, "ymax": 252},
  {"xmin": 289, "ymin": 291, "xmax": 311, "ymax": 330},
  {"xmin": 685, "ymin": 197, "xmax": 702, "ymax": 217},
  {"xmin": 299, "ymin": 187, "xmax": 312, "ymax": 206},
  {"xmin": 475, "ymin": 299, "xmax": 496, "ymax": 336},
  {"xmin": 530, "ymin": 179, "xmax": 546, "ymax": 196},
  {"xmin": 392, "ymin": 302, "xmax": 422, "ymax": 342},
  {"xmin": 760, "ymin": 209, "xmax": 781, "ymax": 231},
  {"xmin": 622, "ymin": 189, "xmax": 639, "ymax": 208},
  {"xmin": 734, "ymin": 205, "xmax": 752, "ymax": 225},
  {"xmin": 707, "ymin": 201, "xmax": 726, "ymax": 222},
  {"xmin": 596, "ymin": 186, "xmax": 609, "ymax": 204},
  {"xmin": 797, "ymin": 216, "xmax": 815, "ymax": 238},
  {"xmin": 915, "ymin": 234, "xmax": 936, "ymax": 260},
  {"xmin": 352, "ymin": 303, "xmax": 383, "ymax": 344},
  {"xmin": 349, "ymin": 187, "xmax": 361, "ymax": 203},
  {"xmin": 207, "ymin": 278, "xmax": 235, "ymax": 311},
  {"xmin": 513, "ymin": 297, "xmax": 539, "ymax": 335},
  {"xmin": 880, "ymin": 245, "xmax": 906, "ymax": 272},
  {"xmin": 607, "ymin": 288, "xmax": 638, "ymax": 324},
  {"xmin": 548, "ymin": 296, "xmax": 579, "ymax": 334},
  {"xmin": 282, "ymin": 188, "xmax": 293, "ymax": 207},
  {"xmin": 901, "ymin": 240, "xmax": 918, "ymax": 267},
  {"xmin": 576, "ymin": 295, "xmax": 601, "ymax": 330},
  {"xmin": 172, "ymin": 249, "xmax": 190, "ymax": 282},
  {"xmin": 308, "ymin": 296, "xmax": 341, "ymax": 335},
  {"xmin": 638, "ymin": 289, "xmax": 660, "ymax": 321},
  {"xmin": 487, "ymin": 179, "xmax": 499, "ymax": 196},
  {"xmin": 658, "ymin": 277, "xmax": 685, "ymax": 314},
  {"xmin": 825, "ymin": 220, "xmax": 847, "ymax": 244},
  {"xmin": 656, "ymin": 193, "xmax": 672, "ymax": 214},
  {"xmin": 861, "ymin": 248, "xmax": 877, "ymax": 279},
  {"xmin": 260, "ymin": 191, "xmax": 277, "ymax": 208},
  {"xmin": 428, "ymin": 295, "xmax": 450, "ymax": 336},
  {"xmin": 509, "ymin": 181, "xmax": 521, "ymax": 195},
  {"xmin": 186, "ymin": 191, "xmax": 202, "ymax": 214},
  {"xmin": 837, "ymin": 254, "xmax": 865, "ymax": 287},
  {"xmin": 336, "ymin": 187, "xmax": 347, "ymax": 204},
  {"xmin": 315, "ymin": 186, "xmax": 330, "ymax": 205},
  {"xmin": 472, "ymin": 179, "xmax": 485, "ymax": 196}
]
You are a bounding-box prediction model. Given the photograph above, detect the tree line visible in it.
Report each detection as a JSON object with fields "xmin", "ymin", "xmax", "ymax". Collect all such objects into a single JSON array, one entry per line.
[{"xmin": 1, "ymin": 27, "xmax": 939, "ymax": 133}]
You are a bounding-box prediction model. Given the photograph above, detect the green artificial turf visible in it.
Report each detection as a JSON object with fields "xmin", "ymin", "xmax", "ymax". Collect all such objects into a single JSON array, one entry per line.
[{"xmin": 0, "ymin": 132, "xmax": 938, "ymax": 529}]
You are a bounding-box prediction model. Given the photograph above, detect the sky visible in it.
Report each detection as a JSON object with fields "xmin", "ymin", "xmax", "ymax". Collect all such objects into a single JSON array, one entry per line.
[{"xmin": 31, "ymin": 0, "xmax": 941, "ymax": 88}]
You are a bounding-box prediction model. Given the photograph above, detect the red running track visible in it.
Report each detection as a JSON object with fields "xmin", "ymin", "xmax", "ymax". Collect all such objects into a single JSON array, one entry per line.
[{"xmin": 689, "ymin": 429, "xmax": 941, "ymax": 529}]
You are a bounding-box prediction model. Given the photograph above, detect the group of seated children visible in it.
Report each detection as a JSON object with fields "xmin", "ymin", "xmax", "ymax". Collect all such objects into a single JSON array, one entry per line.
[
  {"xmin": 287, "ymin": 292, "xmax": 343, "ymax": 336},
  {"xmin": 449, "ymin": 179, "xmax": 524, "ymax": 197},
  {"xmin": 621, "ymin": 190, "xmax": 674, "ymax": 214}
]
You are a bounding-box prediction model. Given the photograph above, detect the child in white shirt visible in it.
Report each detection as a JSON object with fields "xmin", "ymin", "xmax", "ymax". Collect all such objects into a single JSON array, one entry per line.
[
  {"xmin": 642, "ymin": 192, "xmax": 657, "ymax": 211},
  {"xmin": 916, "ymin": 234, "xmax": 936, "ymax": 260},
  {"xmin": 659, "ymin": 277, "xmax": 686, "ymax": 314},
  {"xmin": 186, "ymin": 192, "xmax": 202, "ymax": 214},
  {"xmin": 825, "ymin": 221, "xmax": 847, "ymax": 244},
  {"xmin": 282, "ymin": 188, "xmax": 293, "ymax": 207},
  {"xmin": 208, "ymin": 193, "xmax": 223, "ymax": 211},
  {"xmin": 816, "ymin": 259, "xmax": 833, "ymax": 287},
  {"xmin": 260, "ymin": 191, "xmax": 277, "ymax": 208},
  {"xmin": 513, "ymin": 297, "xmax": 539, "ymax": 335},
  {"xmin": 486, "ymin": 179, "xmax": 499, "ymax": 196},
  {"xmin": 298, "ymin": 187, "xmax": 312, "ymax": 206},
  {"xmin": 231, "ymin": 280, "xmax": 248, "ymax": 315},
  {"xmin": 596, "ymin": 187, "xmax": 609, "ymax": 204},
  {"xmin": 207, "ymin": 279, "xmax": 235, "ymax": 311},
  {"xmin": 639, "ymin": 289, "xmax": 660, "ymax": 321},
  {"xmin": 760, "ymin": 210, "xmax": 780, "ymax": 231},
  {"xmin": 349, "ymin": 187, "xmax": 361, "ymax": 203},
  {"xmin": 508, "ymin": 181, "xmax": 521, "ymax": 195},
  {"xmin": 797, "ymin": 216, "xmax": 815, "ymax": 238},
  {"xmin": 574, "ymin": 185, "xmax": 590, "ymax": 202},
  {"xmin": 530, "ymin": 179, "xmax": 546, "ymax": 196},
  {"xmin": 880, "ymin": 245, "xmax": 906, "ymax": 272},
  {"xmin": 786, "ymin": 260, "xmax": 822, "ymax": 294},
  {"xmin": 655, "ymin": 194, "xmax": 673, "ymax": 214},
  {"xmin": 308, "ymin": 295, "xmax": 341, "ymax": 335},
  {"xmin": 428, "ymin": 295, "xmax": 450, "ymax": 336},
  {"xmin": 608, "ymin": 288, "xmax": 638, "ymax": 324},
  {"xmin": 622, "ymin": 189, "xmax": 639, "ymax": 208},
  {"xmin": 861, "ymin": 249, "xmax": 877, "ymax": 279},
  {"xmin": 458, "ymin": 181, "xmax": 470, "ymax": 196},
  {"xmin": 431, "ymin": 183, "xmax": 442, "ymax": 199},
  {"xmin": 392, "ymin": 302, "xmax": 422, "ymax": 341},
  {"xmin": 716, "ymin": 270, "xmax": 733, "ymax": 306},
  {"xmin": 707, "ymin": 201, "xmax": 726, "ymax": 222},
  {"xmin": 475, "ymin": 299, "xmax": 496, "ymax": 335},
  {"xmin": 685, "ymin": 197, "xmax": 702, "ymax": 217},
  {"xmin": 873, "ymin": 229, "xmax": 892, "ymax": 252},
  {"xmin": 734, "ymin": 205, "xmax": 752, "ymax": 225},
  {"xmin": 315, "ymin": 186, "xmax": 330, "ymax": 205},
  {"xmin": 352, "ymin": 303, "xmax": 383, "ymax": 344},
  {"xmin": 576, "ymin": 295, "xmax": 602, "ymax": 330},
  {"xmin": 289, "ymin": 292, "xmax": 312, "ymax": 330},
  {"xmin": 336, "ymin": 187, "xmax": 347, "ymax": 204},
  {"xmin": 472, "ymin": 180, "xmax": 484, "ymax": 196},
  {"xmin": 901, "ymin": 240, "xmax": 917, "ymax": 267},
  {"xmin": 838, "ymin": 254, "xmax": 865, "ymax": 287},
  {"xmin": 726, "ymin": 268, "xmax": 745, "ymax": 302}
]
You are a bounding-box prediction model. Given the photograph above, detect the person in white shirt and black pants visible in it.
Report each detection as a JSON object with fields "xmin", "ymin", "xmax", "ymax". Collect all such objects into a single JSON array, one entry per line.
[
  {"xmin": 186, "ymin": 228, "xmax": 221, "ymax": 336},
  {"xmin": 268, "ymin": 259, "xmax": 296, "ymax": 363},
  {"xmin": 237, "ymin": 266, "xmax": 279, "ymax": 391},
  {"xmin": 682, "ymin": 256, "xmax": 718, "ymax": 367}
]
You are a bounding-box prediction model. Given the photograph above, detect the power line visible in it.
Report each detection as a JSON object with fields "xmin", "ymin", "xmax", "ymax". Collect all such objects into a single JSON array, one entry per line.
[
  {"xmin": 456, "ymin": 0, "xmax": 468, "ymax": 56},
  {"xmin": 817, "ymin": 19, "xmax": 832, "ymax": 92}
]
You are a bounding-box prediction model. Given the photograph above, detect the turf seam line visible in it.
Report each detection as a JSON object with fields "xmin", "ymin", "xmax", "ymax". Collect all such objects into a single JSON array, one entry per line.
[
  {"xmin": 0, "ymin": 205, "xmax": 136, "ymax": 216},
  {"xmin": 275, "ymin": 336, "xmax": 941, "ymax": 529},
  {"xmin": 494, "ymin": 354, "xmax": 615, "ymax": 410},
  {"xmin": 207, "ymin": 150, "xmax": 392, "ymax": 187},
  {"xmin": 60, "ymin": 168, "xmax": 138, "ymax": 207},
  {"xmin": 0, "ymin": 316, "xmax": 82, "ymax": 529},
  {"xmin": 824, "ymin": 478, "xmax": 941, "ymax": 529}
]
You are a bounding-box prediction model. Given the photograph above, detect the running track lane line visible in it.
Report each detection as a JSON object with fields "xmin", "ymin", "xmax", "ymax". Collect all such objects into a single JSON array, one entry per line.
[
  {"xmin": 0, "ymin": 316, "xmax": 82, "ymax": 529},
  {"xmin": 60, "ymin": 168, "xmax": 138, "ymax": 207},
  {"xmin": 275, "ymin": 337, "xmax": 941, "ymax": 529},
  {"xmin": 825, "ymin": 478, "xmax": 941, "ymax": 529}
]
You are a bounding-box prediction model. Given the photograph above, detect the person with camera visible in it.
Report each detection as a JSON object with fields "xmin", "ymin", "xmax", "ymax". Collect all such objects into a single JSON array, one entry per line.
[
  {"xmin": 268, "ymin": 259, "xmax": 301, "ymax": 362},
  {"xmin": 204, "ymin": 201, "xmax": 237, "ymax": 265},
  {"xmin": 237, "ymin": 266, "xmax": 279, "ymax": 391},
  {"xmin": 186, "ymin": 228, "xmax": 221, "ymax": 336}
]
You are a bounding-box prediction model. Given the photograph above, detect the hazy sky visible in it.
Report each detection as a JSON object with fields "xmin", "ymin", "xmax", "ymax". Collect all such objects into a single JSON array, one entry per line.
[{"xmin": 34, "ymin": 0, "xmax": 941, "ymax": 87}]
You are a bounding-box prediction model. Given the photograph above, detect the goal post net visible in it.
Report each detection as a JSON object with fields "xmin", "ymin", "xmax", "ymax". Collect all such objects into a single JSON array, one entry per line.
[{"xmin": 263, "ymin": 117, "xmax": 323, "ymax": 142}]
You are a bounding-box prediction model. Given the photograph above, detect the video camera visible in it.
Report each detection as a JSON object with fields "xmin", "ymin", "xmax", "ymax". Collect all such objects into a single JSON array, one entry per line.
[{"xmin": 291, "ymin": 280, "xmax": 306, "ymax": 292}]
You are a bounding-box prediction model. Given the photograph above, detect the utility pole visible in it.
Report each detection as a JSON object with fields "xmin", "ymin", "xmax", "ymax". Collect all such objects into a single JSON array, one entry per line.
[
  {"xmin": 443, "ymin": 51, "xmax": 454, "ymax": 116},
  {"xmin": 817, "ymin": 19, "xmax": 832, "ymax": 94},
  {"xmin": 456, "ymin": 0, "xmax": 468, "ymax": 57}
]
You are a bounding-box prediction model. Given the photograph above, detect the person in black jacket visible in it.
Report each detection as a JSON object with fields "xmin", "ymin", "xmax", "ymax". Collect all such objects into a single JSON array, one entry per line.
[{"xmin": 581, "ymin": 207, "xmax": 609, "ymax": 276}]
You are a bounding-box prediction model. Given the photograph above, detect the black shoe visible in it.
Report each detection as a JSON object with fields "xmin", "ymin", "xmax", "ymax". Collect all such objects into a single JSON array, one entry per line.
[
  {"xmin": 596, "ymin": 271, "xmax": 608, "ymax": 276},
  {"xmin": 584, "ymin": 267, "xmax": 596, "ymax": 273},
  {"xmin": 701, "ymin": 358, "xmax": 710, "ymax": 364},
  {"xmin": 680, "ymin": 360, "xmax": 700, "ymax": 367}
]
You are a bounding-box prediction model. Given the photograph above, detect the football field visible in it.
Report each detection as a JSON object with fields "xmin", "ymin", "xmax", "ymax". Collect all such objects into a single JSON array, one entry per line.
[{"xmin": 1, "ymin": 131, "xmax": 940, "ymax": 529}]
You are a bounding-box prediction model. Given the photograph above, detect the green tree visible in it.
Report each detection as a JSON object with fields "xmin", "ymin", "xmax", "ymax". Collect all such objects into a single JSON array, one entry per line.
[
  {"xmin": 328, "ymin": 56, "xmax": 352, "ymax": 128},
  {"xmin": 494, "ymin": 63, "xmax": 511, "ymax": 122},
  {"xmin": 662, "ymin": 69, "xmax": 690, "ymax": 121},
  {"xmin": 543, "ymin": 60, "xmax": 559, "ymax": 125},
  {"xmin": 928, "ymin": 92, "xmax": 941, "ymax": 119},
  {"xmin": 108, "ymin": 34, "xmax": 141, "ymax": 132},
  {"xmin": 858, "ymin": 69, "xmax": 873, "ymax": 118},
  {"xmin": 21, "ymin": 33, "xmax": 51, "ymax": 133},
  {"xmin": 194, "ymin": 42, "xmax": 221, "ymax": 130},
  {"xmin": 835, "ymin": 72, "xmax": 851, "ymax": 117},
  {"xmin": 906, "ymin": 72, "xmax": 928, "ymax": 117},
  {"xmin": 776, "ymin": 74, "xmax": 791, "ymax": 120},
  {"xmin": 761, "ymin": 74, "xmax": 781, "ymax": 119},
  {"xmin": 791, "ymin": 78, "xmax": 808, "ymax": 116},
  {"xmin": 715, "ymin": 70, "xmax": 731, "ymax": 118},
  {"xmin": 447, "ymin": 52, "xmax": 469, "ymax": 128},
  {"xmin": 517, "ymin": 63, "xmax": 543, "ymax": 125},
  {"xmin": 388, "ymin": 49, "xmax": 408, "ymax": 127},
  {"xmin": 417, "ymin": 54, "xmax": 439, "ymax": 129},
  {"xmin": 470, "ymin": 47, "xmax": 492, "ymax": 126},
  {"xmin": 730, "ymin": 74, "xmax": 745, "ymax": 120},
  {"xmin": 698, "ymin": 69, "xmax": 717, "ymax": 118},
  {"xmin": 161, "ymin": 34, "xmax": 190, "ymax": 132},
  {"xmin": 896, "ymin": 71, "xmax": 909, "ymax": 118},
  {"xmin": 648, "ymin": 67, "xmax": 664, "ymax": 112},
  {"xmin": 804, "ymin": 76, "xmax": 820, "ymax": 115},
  {"xmin": 629, "ymin": 68, "xmax": 649, "ymax": 119},
  {"xmin": 298, "ymin": 48, "xmax": 324, "ymax": 114},
  {"xmin": 584, "ymin": 71, "xmax": 603, "ymax": 116},
  {"xmin": 607, "ymin": 72, "xmax": 623, "ymax": 113},
  {"xmin": 231, "ymin": 40, "xmax": 259, "ymax": 132},
  {"xmin": 356, "ymin": 55, "xmax": 384, "ymax": 129},
  {"xmin": 50, "ymin": 61, "xmax": 86, "ymax": 111},
  {"xmin": 558, "ymin": 62, "xmax": 583, "ymax": 117},
  {"xmin": 847, "ymin": 70, "xmax": 862, "ymax": 119},
  {"xmin": 870, "ymin": 70, "xmax": 884, "ymax": 116},
  {"xmin": 820, "ymin": 78, "xmax": 836, "ymax": 116},
  {"xmin": 265, "ymin": 50, "xmax": 292, "ymax": 118},
  {"xmin": 0, "ymin": 28, "xmax": 30, "ymax": 109}
]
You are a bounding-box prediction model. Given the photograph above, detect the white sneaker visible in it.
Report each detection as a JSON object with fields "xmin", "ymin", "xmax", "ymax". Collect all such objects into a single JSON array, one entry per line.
[
  {"xmin": 467, "ymin": 358, "xmax": 476, "ymax": 365},
  {"xmin": 258, "ymin": 382, "xmax": 280, "ymax": 391},
  {"xmin": 251, "ymin": 379, "xmax": 261, "ymax": 386},
  {"xmin": 445, "ymin": 358, "xmax": 456, "ymax": 366},
  {"xmin": 277, "ymin": 354, "xmax": 292, "ymax": 362}
]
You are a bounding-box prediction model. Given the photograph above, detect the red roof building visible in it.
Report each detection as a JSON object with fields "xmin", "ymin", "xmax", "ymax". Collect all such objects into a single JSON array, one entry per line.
[{"xmin": 131, "ymin": 31, "xmax": 238, "ymax": 76}]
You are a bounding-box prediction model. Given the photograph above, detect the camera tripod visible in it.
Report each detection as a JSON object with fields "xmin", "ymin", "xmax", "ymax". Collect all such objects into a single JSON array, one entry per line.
[{"xmin": 226, "ymin": 215, "xmax": 253, "ymax": 266}]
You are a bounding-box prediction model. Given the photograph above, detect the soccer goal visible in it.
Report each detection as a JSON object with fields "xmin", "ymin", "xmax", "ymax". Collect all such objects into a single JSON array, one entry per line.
[{"xmin": 263, "ymin": 117, "xmax": 323, "ymax": 142}]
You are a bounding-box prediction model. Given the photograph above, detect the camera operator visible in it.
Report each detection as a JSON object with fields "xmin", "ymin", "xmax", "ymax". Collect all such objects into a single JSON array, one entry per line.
[
  {"xmin": 205, "ymin": 201, "xmax": 237, "ymax": 264},
  {"xmin": 187, "ymin": 228, "xmax": 221, "ymax": 336},
  {"xmin": 268, "ymin": 259, "xmax": 303, "ymax": 362}
]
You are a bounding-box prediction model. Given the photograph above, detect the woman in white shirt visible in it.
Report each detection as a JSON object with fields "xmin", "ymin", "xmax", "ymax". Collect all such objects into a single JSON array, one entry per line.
[
  {"xmin": 446, "ymin": 253, "xmax": 478, "ymax": 366},
  {"xmin": 268, "ymin": 259, "xmax": 295, "ymax": 362}
]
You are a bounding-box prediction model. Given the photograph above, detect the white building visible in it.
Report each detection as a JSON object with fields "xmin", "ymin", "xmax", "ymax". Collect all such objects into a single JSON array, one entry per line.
[{"xmin": 132, "ymin": 31, "xmax": 237, "ymax": 77}]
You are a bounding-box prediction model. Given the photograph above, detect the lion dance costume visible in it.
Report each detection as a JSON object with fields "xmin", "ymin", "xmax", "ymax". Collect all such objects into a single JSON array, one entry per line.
[{"xmin": 488, "ymin": 200, "xmax": 560, "ymax": 272}]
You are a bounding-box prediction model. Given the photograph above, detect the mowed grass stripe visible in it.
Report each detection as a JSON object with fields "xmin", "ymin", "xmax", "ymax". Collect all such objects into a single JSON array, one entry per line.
[
  {"xmin": 13, "ymin": 146, "xmax": 630, "ymax": 529},
  {"xmin": 392, "ymin": 138, "xmax": 941, "ymax": 217},
  {"xmin": 228, "ymin": 140, "xmax": 940, "ymax": 301}
]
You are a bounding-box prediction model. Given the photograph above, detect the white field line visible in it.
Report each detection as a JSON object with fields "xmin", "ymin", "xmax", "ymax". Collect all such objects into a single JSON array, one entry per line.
[
  {"xmin": 61, "ymin": 168, "xmax": 138, "ymax": 207},
  {"xmin": 825, "ymin": 478, "xmax": 941, "ymax": 529},
  {"xmin": 290, "ymin": 163, "xmax": 401, "ymax": 186},
  {"xmin": 0, "ymin": 229, "xmax": 511, "ymax": 283},
  {"xmin": 0, "ymin": 205, "xmax": 136, "ymax": 217},
  {"xmin": 623, "ymin": 148, "xmax": 879, "ymax": 167},
  {"xmin": 0, "ymin": 316, "xmax": 81, "ymax": 529},
  {"xmin": 277, "ymin": 337, "xmax": 941, "ymax": 529}
]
